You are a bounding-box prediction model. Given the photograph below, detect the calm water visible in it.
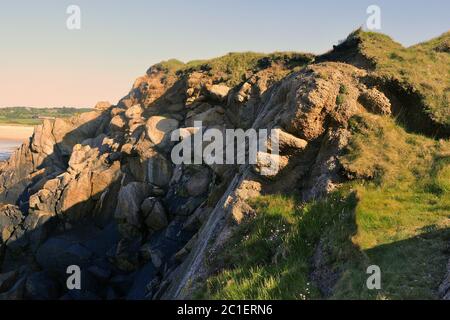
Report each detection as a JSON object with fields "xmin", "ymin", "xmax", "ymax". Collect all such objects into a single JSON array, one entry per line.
[{"xmin": 0, "ymin": 139, "xmax": 23, "ymax": 161}]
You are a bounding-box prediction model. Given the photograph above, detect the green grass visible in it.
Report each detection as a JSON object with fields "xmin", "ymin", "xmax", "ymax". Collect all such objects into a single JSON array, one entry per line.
[
  {"xmin": 353, "ymin": 30, "xmax": 450, "ymax": 127},
  {"xmin": 200, "ymin": 112, "xmax": 450, "ymax": 300},
  {"xmin": 0, "ymin": 107, "xmax": 91, "ymax": 126},
  {"xmin": 155, "ymin": 52, "xmax": 314, "ymax": 87},
  {"xmin": 0, "ymin": 118, "xmax": 42, "ymax": 126},
  {"xmin": 198, "ymin": 193, "xmax": 358, "ymax": 300}
]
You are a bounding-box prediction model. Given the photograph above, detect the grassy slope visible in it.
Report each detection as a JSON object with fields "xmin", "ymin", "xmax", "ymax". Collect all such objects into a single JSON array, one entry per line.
[
  {"xmin": 198, "ymin": 31, "xmax": 450, "ymax": 300},
  {"xmin": 200, "ymin": 113, "xmax": 450, "ymax": 300},
  {"xmin": 155, "ymin": 52, "xmax": 315, "ymax": 87},
  {"xmin": 355, "ymin": 30, "xmax": 450, "ymax": 127}
]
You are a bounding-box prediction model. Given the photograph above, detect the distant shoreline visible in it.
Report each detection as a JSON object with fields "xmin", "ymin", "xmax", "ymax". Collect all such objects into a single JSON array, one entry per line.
[
  {"xmin": 0, "ymin": 121, "xmax": 36, "ymax": 127},
  {"xmin": 0, "ymin": 125, "xmax": 34, "ymax": 142}
]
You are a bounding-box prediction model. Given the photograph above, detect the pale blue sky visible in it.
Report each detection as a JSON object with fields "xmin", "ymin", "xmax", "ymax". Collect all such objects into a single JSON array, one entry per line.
[{"xmin": 0, "ymin": 0, "xmax": 448, "ymax": 107}]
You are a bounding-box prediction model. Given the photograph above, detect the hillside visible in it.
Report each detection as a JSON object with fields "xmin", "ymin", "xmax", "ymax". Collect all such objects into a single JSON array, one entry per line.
[
  {"xmin": 0, "ymin": 107, "xmax": 93, "ymax": 126},
  {"xmin": 0, "ymin": 31, "xmax": 449, "ymax": 300},
  {"xmin": 319, "ymin": 29, "xmax": 450, "ymax": 137}
]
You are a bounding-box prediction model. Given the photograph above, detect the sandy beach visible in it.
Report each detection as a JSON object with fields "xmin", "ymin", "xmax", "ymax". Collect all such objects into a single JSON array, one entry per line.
[{"xmin": 0, "ymin": 124, "xmax": 34, "ymax": 142}]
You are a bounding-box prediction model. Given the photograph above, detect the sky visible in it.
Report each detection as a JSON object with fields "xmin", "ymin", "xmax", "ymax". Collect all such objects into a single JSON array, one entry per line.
[{"xmin": 0, "ymin": 0, "xmax": 448, "ymax": 108}]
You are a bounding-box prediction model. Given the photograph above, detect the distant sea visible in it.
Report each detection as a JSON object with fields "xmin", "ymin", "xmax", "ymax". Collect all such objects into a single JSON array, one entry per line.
[{"xmin": 0, "ymin": 139, "xmax": 23, "ymax": 161}]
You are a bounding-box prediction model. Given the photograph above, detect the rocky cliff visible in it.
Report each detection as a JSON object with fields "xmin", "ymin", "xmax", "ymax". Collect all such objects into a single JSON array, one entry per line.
[{"xmin": 0, "ymin": 31, "xmax": 449, "ymax": 300}]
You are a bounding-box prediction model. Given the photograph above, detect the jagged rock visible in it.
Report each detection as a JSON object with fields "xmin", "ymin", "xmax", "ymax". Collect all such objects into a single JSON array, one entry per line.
[
  {"xmin": 25, "ymin": 271, "xmax": 60, "ymax": 300},
  {"xmin": 304, "ymin": 127, "xmax": 350, "ymax": 200},
  {"xmin": 0, "ymin": 276, "xmax": 25, "ymax": 300},
  {"xmin": 439, "ymin": 259, "xmax": 450, "ymax": 300},
  {"xmin": 185, "ymin": 168, "xmax": 210, "ymax": 197},
  {"xmin": 20, "ymin": 210, "xmax": 55, "ymax": 250},
  {"xmin": 110, "ymin": 114, "xmax": 127, "ymax": 132},
  {"xmin": 2, "ymin": 38, "xmax": 444, "ymax": 302},
  {"xmin": 275, "ymin": 128, "xmax": 308, "ymax": 152},
  {"xmin": 125, "ymin": 104, "xmax": 144, "ymax": 119},
  {"xmin": 254, "ymin": 152, "xmax": 288, "ymax": 177},
  {"xmin": 141, "ymin": 198, "xmax": 168, "ymax": 231},
  {"xmin": 182, "ymin": 207, "xmax": 212, "ymax": 232},
  {"xmin": 113, "ymin": 237, "xmax": 141, "ymax": 272},
  {"xmin": 279, "ymin": 63, "xmax": 364, "ymax": 140},
  {"xmin": 32, "ymin": 119, "xmax": 57, "ymax": 158},
  {"xmin": 235, "ymin": 82, "xmax": 252, "ymax": 103},
  {"xmin": 185, "ymin": 106, "xmax": 225, "ymax": 128},
  {"xmin": 0, "ymin": 205, "xmax": 24, "ymax": 244},
  {"xmin": 359, "ymin": 88, "xmax": 392, "ymax": 115},
  {"xmin": 129, "ymin": 120, "xmax": 145, "ymax": 135},
  {"xmin": 59, "ymin": 172, "xmax": 93, "ymax": 221},
  {"xmin": 53, "ymin": 111, "xmax": 106, "ymax": 156},
  {"xmin": 114, "ymin": 182, "xmax": 150, "ymax": 230},
  {"xmin": 91, "ymin": 161, "xmax": 122, "ymax": 199},
  {"xmin": 68, "ymin": 144, "xmax": 97, "ymax": 172},
  {"xmin": 205, "ymin": 84, "xmax": 231, "ymax": 102},
  {"xmin": 94, "ymin": 101, "xmax": 112, "ymax": 111},
  {"xmin": 167, "ymin": 103, "xmax": 185, "ymax": 112},
  {"xmin": 110, "ymin": 107, "xmax": 125, "ymax": 116},
  {"xmin": 145, "ymin": 116, "xmax": 179, "ymax": 149},
  {"xmin": 0, "ymin": 271, "xmax": 18, "ymax": 292},
  {"xmin": 147, "ymin": 154, "xmax": 173, "ymax": 188},
  {"xmin": 121, "ymin": 143, "xmax": 134, "ymax": 156}
]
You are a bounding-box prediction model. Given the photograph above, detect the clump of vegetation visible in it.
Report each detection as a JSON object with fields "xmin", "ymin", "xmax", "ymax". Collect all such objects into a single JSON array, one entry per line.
[
  {"xmin": 198, "ymin": 192, "xmax": 358, "ymax": 300},
  {"xmin": 335, "ymin": 84, "xmax": 348, "ymax": 106},
  {"xmin": 339, "ymin": 84, "xmax": 348, "ymax": 94},
  {"xmin": 336, "ymin": 94, "xmax": 345, "ymax": 106},
  {"xmin": 154, "ymin": 52, "xmax": 314, "ymax": 87},
  {"xmin": 352, "ymin": 30, "xmax": 450, "ymax": 127},
  {"xmin": 201, "ymin": 112, "xmax": 450, "ymax": 300},
  {"xmin": 0, "ymin": 107, "xmax": 92, "ymax": 126}
]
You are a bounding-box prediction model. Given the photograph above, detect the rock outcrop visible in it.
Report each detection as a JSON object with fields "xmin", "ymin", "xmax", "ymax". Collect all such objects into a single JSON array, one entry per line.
[{"xmin": 0, "ymin": 41, "xmax": 445, "ymax": 300}]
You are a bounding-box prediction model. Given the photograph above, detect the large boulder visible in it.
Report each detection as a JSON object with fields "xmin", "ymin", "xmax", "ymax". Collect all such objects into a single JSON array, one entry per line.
[
  {"xmin": 114, "ymin": 182, "xmax": 150, "ymax": 230},
  {"xmin": 141, "ymin": 198, "xmax": 168, "ymax": 231},
  {"xmin": 0, "ymin": 205, "xmax": 24, "ymax": 244},
  {"xmin": 147, "ymin": 154, "xmax": 173, "ymax": 188},
  {"xmin": 185, "ymin": 106, "xmax": 226, "ymax": 128},
  {"xmin": 145, "ymin": 116, "xmax": 179, "ymax": 150},
  {"xmin": 0, "ymin": 276, "xmax": 25, "ymax": 300},
  {"xmin": 0, "ymin": 271, "xmax": 18, "ymax": 293},
  {"xmin": 59, "ymin": 172, "xmax": 93, "ymax": 221},
  {"xmin": 125, "ymin": 104, "xmax": 144, "ymax": 120},
  {"xmin": 53, "ymin": 111, "xmax": 106, "ymax": 156},
  {"xmin": 185, "ymin": 168, "xmax": 211, "ymax": 197},
  {"xmin": 205, "ymin": 84, "xmax": 231, "ymax": 102},
  {"xmin": 110, "ymin": 114, "xmax": 127, "ymax": 132}
]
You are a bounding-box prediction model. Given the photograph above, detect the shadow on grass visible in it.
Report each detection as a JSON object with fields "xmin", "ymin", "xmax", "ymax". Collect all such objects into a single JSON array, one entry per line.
[{"xmin": 201, "ymin": 191, "xmax": 450, "ymax": 300}]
